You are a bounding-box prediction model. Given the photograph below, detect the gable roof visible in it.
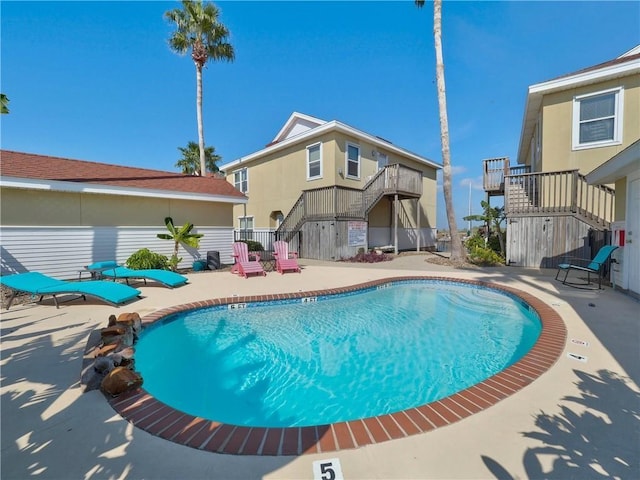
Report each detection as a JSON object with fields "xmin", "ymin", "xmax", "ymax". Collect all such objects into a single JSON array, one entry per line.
[
  {"xmin": 271, "ymin": 112, "xmax": 327, "ymax": 144},
  {"xmin": 0, "ymin": 150, "xmax": 247, "ymax": 203},
  {"xmin": 517, "ymin": 46, "xmax": 640, "ymax": 164},
  {"xmin": 224, "ymin": 112, "xmax": 441, "ymax": 171}
]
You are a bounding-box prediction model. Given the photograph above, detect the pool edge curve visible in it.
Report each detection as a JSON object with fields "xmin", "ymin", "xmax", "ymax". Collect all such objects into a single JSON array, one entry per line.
[{"xmin": 104, "ymin": 276, "xmax": 567, "ymax": 456}]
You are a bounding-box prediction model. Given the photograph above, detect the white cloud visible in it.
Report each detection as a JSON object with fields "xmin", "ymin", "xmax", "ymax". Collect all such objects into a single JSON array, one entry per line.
[
  {"xmin": 436, "ymin": 164, "xmax": 467, "ymax": 185},
  {"xmin": 451, "ymin": 165, "xmax": 468, "ymax": 175},
  {"xmin": 459, "ymin": 175, "xmax": 484, "ymax": 190}
]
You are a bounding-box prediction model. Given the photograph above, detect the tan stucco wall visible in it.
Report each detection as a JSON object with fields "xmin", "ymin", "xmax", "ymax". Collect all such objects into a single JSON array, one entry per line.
[
  {"xmin": 229, "ymin": 132, "xmax": 438, "ymax": 230},
  {"xmin": 1, "ymin": 189, "xmax": 82, "ymax": 225},
  {"xmin": 1, "ymin": 189, "xmax": 233, "ymax": 227},
  {"xmin": 615, "ymin": 178, "xmax": 627, "ymax": 221},
  {"xmin": 368, "ymin": 200, "xmax": 391, "ymax": 227},
  {"xmin": 538, "ymin": 75, "xmax": 640, "ymax": 174},
  {"xmin": 228, "ymin": 134, "xmax": 338, "ymax": 228}
]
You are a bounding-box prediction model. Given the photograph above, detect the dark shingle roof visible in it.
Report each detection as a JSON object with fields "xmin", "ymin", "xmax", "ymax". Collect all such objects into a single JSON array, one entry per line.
[
  {"xmin": 549, "ymin": 52, "xmax": 640, "ymax": 82},
  {"xmin": 0, "ymin": 150, "xmax": 246, "ymax": 199}
]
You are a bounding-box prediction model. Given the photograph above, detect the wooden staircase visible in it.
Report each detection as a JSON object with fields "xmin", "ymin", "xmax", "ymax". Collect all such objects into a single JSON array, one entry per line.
[{"xmin": 276, "ymin": 164, "xmax": 423, "ymax": 242}]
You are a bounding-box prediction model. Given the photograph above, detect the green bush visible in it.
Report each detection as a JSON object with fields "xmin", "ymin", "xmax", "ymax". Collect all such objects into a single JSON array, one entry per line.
[
  {"xmin": 467, "ymin": 246, "xmax": 505, "ymax": 266},
  {"xmin": 466, "ymin": 233, "xmax": 504, "ymax": 256},
  {"xmin": 126, "ymin": 248, "xmax": 170, "ymax": 270},
  {"xmin": 464, "ymin": 235, "xmax": 486, "ymax": 251},
  {"xmin": 487, "ymin": 232, "xmax": 505, "ymax": 254},
  {"xmin": 242, "ymin": 240, "xmax": 264, "ymax": 252}
]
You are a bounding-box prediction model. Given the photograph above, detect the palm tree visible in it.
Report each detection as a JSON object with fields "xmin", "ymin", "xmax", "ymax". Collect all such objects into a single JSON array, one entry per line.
[
  {"xmin": 463, "ymin": 200, "xmax": 507, "ymax": 256},
  {"xmin": 165, "ymin": 1, "xmax": 234, "ymax": 177},
  {"xmin": 176, "ymin": 141, "xmax": 221, "ymax": 175},
  {"xmin": 1, "ymin": 94, "xmax": 9, "ymax": 114},
  {"xmin": 415, "ymin": 0, "xmax": 465, "ymax": 261},
  {"xmin": 157, "ymin": 217, "xmax": 204, "ymax": 271}
]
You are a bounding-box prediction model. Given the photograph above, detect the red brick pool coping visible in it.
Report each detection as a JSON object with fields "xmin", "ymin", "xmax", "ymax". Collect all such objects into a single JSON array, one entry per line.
[{"xmin": 106, "ymin": 276, "xmax": 567, "ymax": 456}]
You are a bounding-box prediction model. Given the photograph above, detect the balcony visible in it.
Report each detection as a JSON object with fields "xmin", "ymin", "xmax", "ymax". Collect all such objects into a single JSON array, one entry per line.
[
  {"xmin": 504, "ymin": 169, "xmax": 614, "ymax": 228},
  {"xmin": 483, "ymin": 157, "xmax": 530, "ymax": 195}
]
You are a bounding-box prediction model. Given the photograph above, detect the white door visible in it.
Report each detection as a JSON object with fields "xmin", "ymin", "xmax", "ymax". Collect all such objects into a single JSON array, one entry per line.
[{"xmin": 627, "ymin": 177, "xmax": 640, "ymax": 295}]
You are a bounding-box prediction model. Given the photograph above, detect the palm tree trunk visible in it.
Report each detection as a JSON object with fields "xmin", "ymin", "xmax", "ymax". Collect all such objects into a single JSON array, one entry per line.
[
  {"xmin": 495, "ymin": 223, "xmax": 506, "ymax": 257},
  {"xmin": 433, "ymin": 0, "xmax": 464, "ymax": 261},
  {"xmin": 195, "ymin": 64, "xmax": 206, "ymax": 176}
]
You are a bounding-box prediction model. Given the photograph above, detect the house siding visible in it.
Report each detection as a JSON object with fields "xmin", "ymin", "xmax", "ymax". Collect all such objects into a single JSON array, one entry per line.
[
  {"xmin": 1, "ymin": 188, "xmax": 237, "ymax": 278},
  {"xmin": 538, "ymin": 75, "xmax": 640, "ymax": 174},
  {"xmin": 0, "ymin": 226, "xmax": 234, "ymax": 279}
]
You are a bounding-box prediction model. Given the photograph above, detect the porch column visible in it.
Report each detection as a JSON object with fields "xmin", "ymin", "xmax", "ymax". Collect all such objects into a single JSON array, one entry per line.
[{"xmin": 394, "ymin": 194, "xmax": 399, "ymax": 254}]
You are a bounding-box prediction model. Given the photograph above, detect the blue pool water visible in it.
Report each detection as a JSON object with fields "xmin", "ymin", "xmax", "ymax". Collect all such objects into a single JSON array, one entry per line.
[{"xmin": 135, "ymin": 280, "xmax": 541, "ymax": 428}]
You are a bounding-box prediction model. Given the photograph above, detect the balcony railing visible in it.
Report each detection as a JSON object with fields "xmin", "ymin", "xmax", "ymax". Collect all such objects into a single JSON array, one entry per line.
[
  {"xmin": 277, "ymin": 164, "xmax": 423, "ymax": 237},
  {"xmin": 483, "ymin": 156, "xmax": 530, "ymax": 193},
  {"xmin": 505, "ymin": 169, "xmax": 615, "ymax": 228}
]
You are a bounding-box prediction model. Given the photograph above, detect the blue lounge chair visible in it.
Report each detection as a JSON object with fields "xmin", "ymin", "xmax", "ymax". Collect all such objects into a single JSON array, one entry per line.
[
  {"xmin": 0, "ymin": 272, "xmax": 141, "ymax": 309},
  {"xmin": 85, "ymin": 261, "xmax": 188, "ymax": 288},
  {"xmin": 555, "ymin": 245, "xmax": 618, "ymax": 289}
]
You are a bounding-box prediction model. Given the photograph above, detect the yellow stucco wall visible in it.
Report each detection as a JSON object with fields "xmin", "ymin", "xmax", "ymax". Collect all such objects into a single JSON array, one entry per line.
[
  {"xmin": 1, "ymin": 189, "xmax": 81, "ymax": 225},
  {"xmin": 229, "ymin": 131, "xmax": 438, "ymax": 229},
  {"xmin": 538, "ymin": 75, "xmax": 640, "ymax": 174},
  {"xmin": 1, "ymin": 189, "xmax": 233, "ymax": 226},
  {"xmin": 615, "ymin": 178, "xmax": 627, "ymax": 222}
]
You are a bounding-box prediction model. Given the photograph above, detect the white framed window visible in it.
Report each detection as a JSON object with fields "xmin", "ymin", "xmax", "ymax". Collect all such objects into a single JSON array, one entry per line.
[
  {"xmin": 238, "ymin": 216, "xmax": 254, "ymax": 236},
  {"xmin": 572, "ymin": 87, "xmax": 624, "ymax": 150},
  {"xmin": 307, "ymin": 142, "xmax": 322, "ymax": 180},
  {"xmin": 345, "ymin": 142, "xmax": 360, "ymax": 179},
  {"xmin": 234, "ymin": 168, "xmax": 248, "ymax": 193}
]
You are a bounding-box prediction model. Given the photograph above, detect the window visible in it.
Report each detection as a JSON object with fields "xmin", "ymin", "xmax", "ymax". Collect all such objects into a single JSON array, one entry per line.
[
  {"xmin": 573, "ymin": 88, "xmax": 623, "ymax": 149},
  {"xmin": 377, "ymin": 152, "xmax": 388, "ymax": 171},
  {"xmin": 307, "ymin": 143, "xmax": 322, "ymax": 180},
  {"xmin": 234, "ymin": 168, "xmax": 248, "ymax": 193},
  {"xmin": 238, "ymin": 216, "xmax": 254, "ymax": 239},
  {"xmin": 346, "ymin": 143, "xmax": 360, "ymax": 178}
]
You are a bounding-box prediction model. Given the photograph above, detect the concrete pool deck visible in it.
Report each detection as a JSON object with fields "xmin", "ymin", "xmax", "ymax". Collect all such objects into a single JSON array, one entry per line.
[{"xmin": 1, "ymin": 254, "xmax": 638, "ymax": 479}]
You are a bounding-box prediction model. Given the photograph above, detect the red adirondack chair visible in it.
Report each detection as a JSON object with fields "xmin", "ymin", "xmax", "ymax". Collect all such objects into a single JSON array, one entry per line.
[
  {"xmin": 273, "ymin": 240, "xmax": 301, "ymax": 274},
  {"xmin": 231, "ymin": 242, "xmax": 266, "ymax": 278}
]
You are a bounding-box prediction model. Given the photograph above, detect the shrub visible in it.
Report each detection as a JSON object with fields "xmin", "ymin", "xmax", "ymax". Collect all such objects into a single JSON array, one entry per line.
[
  {"xmin": 342, "ymin": 251, "xmax": 392, "ymax": 263},
  {"xmin": 126, "ymin": 248, "xmax": 170, "ymax": 270},
  {"xmin": 487, "ymin": 231, "xmax": 505, "ymax": 254},
  {"xmin": 464, "ymin": 234, "xmax": 486, "ymax": 252},
  {"xmin": 467, "ymin": 245, "xmax": 505, "ymax": 266},
  {"xmin": 242, "ymin": 240, "xmax": 264, "ymax": 252}
]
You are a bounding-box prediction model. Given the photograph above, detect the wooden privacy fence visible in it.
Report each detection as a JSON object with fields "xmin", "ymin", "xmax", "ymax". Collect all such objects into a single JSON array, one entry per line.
[{"xmin": 505, "ymin": 169, "xmax": 615, "ymax": 228}]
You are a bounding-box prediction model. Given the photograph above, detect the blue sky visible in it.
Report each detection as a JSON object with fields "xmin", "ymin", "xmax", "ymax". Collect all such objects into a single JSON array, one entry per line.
[{"xmin": 2, "ymin": 1, "xmax": 639, "ymax": 229}]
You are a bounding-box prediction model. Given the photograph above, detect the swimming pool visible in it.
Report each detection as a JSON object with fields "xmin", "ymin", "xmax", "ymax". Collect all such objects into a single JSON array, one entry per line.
[
  {"xmin": 135, "ymin": 279, "xmax": 540, "ymax": 428},
  {"xmin": 109, "ymin": 276, "xmax": 566, "ymax": 455}
]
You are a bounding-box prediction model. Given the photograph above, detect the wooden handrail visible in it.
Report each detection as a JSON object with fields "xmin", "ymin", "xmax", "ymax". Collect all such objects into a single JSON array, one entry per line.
[
  {"xmin": 504, "ymin": 169, "xmax": 614, "ymax": 227},
  {"xmin": 276, "ymin": 164, "xmax": 423, "ymax": 236}
]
